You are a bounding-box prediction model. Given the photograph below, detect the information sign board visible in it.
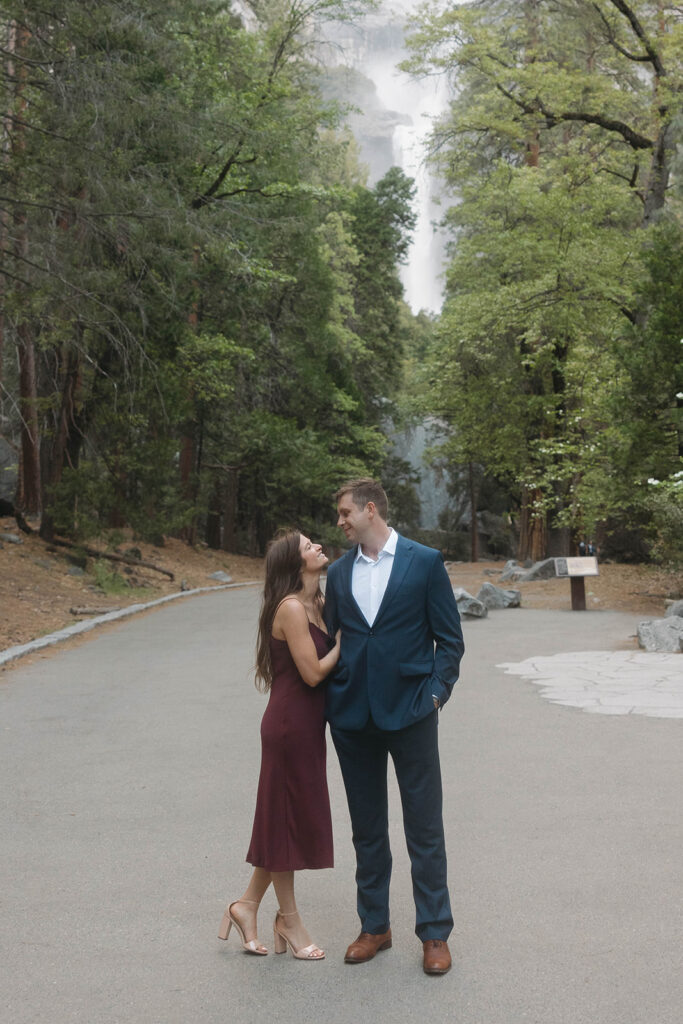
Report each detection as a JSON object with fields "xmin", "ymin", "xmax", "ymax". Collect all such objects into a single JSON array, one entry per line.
[{"xmin": 554, "ymin": 556, "xmax": 599, "ymax": 578}]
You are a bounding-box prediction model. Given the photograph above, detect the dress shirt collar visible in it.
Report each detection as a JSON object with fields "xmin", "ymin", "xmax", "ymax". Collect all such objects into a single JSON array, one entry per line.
[{"xmin": 354, "ymin": 528, "xmax": 398, "ymax": 564}]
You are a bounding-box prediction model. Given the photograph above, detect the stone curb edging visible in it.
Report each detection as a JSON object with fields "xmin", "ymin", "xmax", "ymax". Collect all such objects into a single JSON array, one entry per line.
[{"xmin": 0, "ymin": 580, "xmax": 262, "ymax": 668}]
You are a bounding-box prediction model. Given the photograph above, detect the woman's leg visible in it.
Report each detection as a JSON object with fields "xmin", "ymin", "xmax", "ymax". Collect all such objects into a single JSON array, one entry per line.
[
  {"xmin": 229, "ymin": 867, "xmax": 271, "ymax": 942},
  {"xmin": 271, "ymin": 871, "xmax": 322, "ymax": 955},
  {"xmin": 241, "ymin": 866, "xmax": 271, "ymax": 904}
]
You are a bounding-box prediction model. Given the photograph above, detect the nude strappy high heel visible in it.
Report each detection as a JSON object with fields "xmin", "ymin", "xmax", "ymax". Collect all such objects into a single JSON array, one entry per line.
[
  {"xmin": 273, "ymin": 909, "xmax": 325, "ymax": 960},
  {"xmin": 218, "ymin": 899, "xmax": 268, "ymax": 955}
]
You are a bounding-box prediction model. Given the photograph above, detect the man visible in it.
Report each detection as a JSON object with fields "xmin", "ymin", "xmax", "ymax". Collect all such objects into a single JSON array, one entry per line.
[{"xmin": 324, "ymin": 478, "xmax": 464, "ymax": 975}]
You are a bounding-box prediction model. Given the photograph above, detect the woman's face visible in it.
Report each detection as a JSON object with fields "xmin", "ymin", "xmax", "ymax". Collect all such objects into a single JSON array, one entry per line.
[{"xmin": 299, "ymin": 534, "xmax": 328, "ymax": 573}]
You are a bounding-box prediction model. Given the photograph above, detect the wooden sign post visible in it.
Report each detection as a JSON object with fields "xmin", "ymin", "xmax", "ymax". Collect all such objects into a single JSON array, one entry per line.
[{"xmin": 554, "ymin": 557, "xmax": 599, "ymax": 611}]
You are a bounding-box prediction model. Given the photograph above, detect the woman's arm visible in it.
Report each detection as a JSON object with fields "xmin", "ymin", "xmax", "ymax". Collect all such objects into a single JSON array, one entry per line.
[{"xmin": 273, "ymin": 599, "xmax": 341, "ymax": 688}]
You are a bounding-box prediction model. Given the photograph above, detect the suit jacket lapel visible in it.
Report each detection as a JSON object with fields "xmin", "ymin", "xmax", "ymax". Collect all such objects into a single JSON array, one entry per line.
[
  {"xmin": 339, "ymin": 547, "xmax": 367, "ymax": 623},
  {"xmin": 372, "ymin": 534, "xmax": 413, "ymax": 628}
]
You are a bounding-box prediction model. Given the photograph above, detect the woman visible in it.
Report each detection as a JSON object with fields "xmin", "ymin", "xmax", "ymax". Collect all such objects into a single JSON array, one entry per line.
[{"xmin": 218, "ymin": 530, "xmax": 340, "ymax": 960}]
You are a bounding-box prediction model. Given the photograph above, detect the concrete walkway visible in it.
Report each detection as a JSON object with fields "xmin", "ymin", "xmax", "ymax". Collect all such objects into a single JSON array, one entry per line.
[{"xmin": 1, "ymin": 591, "xmax": 681, "ymax": 1024}]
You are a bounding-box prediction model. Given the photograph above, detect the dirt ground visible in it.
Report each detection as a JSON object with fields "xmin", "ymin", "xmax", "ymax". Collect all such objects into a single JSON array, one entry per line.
[
  {"xmin": 1, "ymin": 515, "xmax": 681, "ymax": 652},
  {"xmin": 0, "ymin": 519, "xmax": 264, "ymax": 650},
  {"xmin": 448, "ymin": 559, "xmax": 681, "ymax": 618}
]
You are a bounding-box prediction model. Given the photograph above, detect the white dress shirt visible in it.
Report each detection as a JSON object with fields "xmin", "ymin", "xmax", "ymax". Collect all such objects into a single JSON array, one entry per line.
[{"xmin": 351, "ymin": 528, "xmax": 398, "ymax": 626}]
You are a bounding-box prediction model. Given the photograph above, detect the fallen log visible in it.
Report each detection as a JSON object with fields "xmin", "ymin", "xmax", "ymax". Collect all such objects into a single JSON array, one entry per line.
[{"xmin": 47, "ymin": 536, "xmax": 175, "ymax": 580}]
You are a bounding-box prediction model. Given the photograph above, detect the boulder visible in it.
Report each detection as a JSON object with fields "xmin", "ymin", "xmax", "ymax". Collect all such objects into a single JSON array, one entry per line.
[
  {"xmin": 637, "ymin": 617, "xmax": 683, "ymax": 653},
  {"xmin": 521, "ymin": 558, "xmax": 558, "ymax": 581},
  {"xmin": 500, "ymin": 559, "xmax": 525, "ymax": 583},
  {"xmin": 209, "ymin": 571, "xmax": 233, "ymax": 583},
  {"xmin": 453, "ymin": 587, "xmax": 488, "ymax": 618},
  {"xmin": 664, "ymin": 600, "xmax": 683, "ymax": 619},
  {"xmin": 476, "ymin": 582, "xmax": 521, "ymax": 609},
  {"xmin": 0, "ymin": 532, "xmax": 22, "ymax": 544}
]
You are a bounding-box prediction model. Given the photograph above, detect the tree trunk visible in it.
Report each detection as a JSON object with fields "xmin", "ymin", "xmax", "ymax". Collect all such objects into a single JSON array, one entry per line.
[
  {"xmin": 546, "ymin": 524, "xmax": 570, "ymax": 557},
  {"xmin": 642, "ymin": 120, "xmax": 673, "ymax": 226},
  {"xmin": 10, "ymin": 23, "xmax": 41, "ymax": 515},
  {"xmin": 180, "ymin": 245, "xmax": 201, "ymax": 543},
  {"xmin": 468, "ymin": 462, "xmax": 479, "ymax": 562},
  {"xmin": 17, "ymin": 322, "xmax": 41, "ymax": 515},
  {"xmin": 517, "ymin": 486, "xmax": 546, "ymax": 562},
  {"xmin": 39, "ymin": 346, "xmax": 82, "ymax": 540},
  {"xmin": 206, "ymin": 477, "xmax": 222, "ymax": 549},
  {"xmin": 222, "ymin": 468, "xmax": 238, "ymax": 551},
  {"xmin": 178, "ymin": 432, "xmax": 196, "ymax": 543},
  {"xmin": 0, "ymin": 20, "xmax": 19, "ymax": 409}
]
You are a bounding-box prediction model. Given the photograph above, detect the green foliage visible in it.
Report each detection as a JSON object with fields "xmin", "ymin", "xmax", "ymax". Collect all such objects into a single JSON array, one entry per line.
[
  {"xmin": 1, "ymin": 0, "xmax": 422, "ymax": 552},
  {"xmin": 404, "ymin": 0, "xmax": 683, "ymax": 561},
  {"xmin": 92, "ymin": 560, "xmax": 131, "ymax": 596},
  {"xmin": 645, "ymin": 473, "xmax": 683, "ymax": 566}
]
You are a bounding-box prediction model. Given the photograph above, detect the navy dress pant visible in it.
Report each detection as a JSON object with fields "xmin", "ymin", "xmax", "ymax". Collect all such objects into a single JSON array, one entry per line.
[{"xmin": 331, "ymin": 709, "xmax": 453, "ymax": 941}]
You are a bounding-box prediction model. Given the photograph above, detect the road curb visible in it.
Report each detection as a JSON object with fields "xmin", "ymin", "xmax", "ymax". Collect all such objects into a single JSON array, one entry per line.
[{"xmin": 0, "ymin": 580, "xmax": 261, "ymax": 668}]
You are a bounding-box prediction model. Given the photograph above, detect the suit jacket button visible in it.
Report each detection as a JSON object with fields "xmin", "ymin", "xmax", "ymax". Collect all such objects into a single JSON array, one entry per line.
[{"xmin": 369, "ymin": 630, "xmax": 374, "ymax": 637}]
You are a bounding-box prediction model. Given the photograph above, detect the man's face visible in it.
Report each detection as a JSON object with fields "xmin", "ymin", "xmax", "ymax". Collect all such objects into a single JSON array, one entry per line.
[{"xmin": 336, "ymin": 491, "xmax": 371, "ymax": 545}]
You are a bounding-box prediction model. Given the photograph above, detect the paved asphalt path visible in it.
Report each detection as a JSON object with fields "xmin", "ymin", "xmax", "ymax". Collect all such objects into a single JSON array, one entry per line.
[{"xmin": 2, "ymin": 587, "xmax": 681, "ymax": 1024}]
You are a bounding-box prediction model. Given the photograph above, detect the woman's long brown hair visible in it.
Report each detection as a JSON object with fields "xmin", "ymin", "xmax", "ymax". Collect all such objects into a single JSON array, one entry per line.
[{"xmin": 254, "ymin": 530, "xmax": 323, "ymax": 692}]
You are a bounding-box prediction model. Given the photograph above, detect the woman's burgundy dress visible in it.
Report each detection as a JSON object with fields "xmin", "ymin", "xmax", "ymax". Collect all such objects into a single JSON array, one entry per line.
[{"xmin": 246, "ymin": 623, "xmax": 334, "ymax": 871}]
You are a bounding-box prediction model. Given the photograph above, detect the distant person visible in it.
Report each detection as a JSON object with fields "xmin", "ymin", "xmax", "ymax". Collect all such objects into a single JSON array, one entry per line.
[
  {"xmin": 578, "ymin": 540, "xmax": 586, "ymax": 556},
  {"xmin": 219, "ymin": 530, "xmax": 340, "ymax": 960},
  {"xmin": 324, "ymin": 478, "xmax": 464, "ymax": 975}
]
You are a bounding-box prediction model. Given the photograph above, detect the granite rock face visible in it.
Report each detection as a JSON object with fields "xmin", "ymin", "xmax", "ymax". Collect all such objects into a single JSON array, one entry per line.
[
  {"xmin": 499, "ymin": 560, "xmax": 524, "ymax": 583},
  {"xmin": 521, "ymin": 558, "xmax": 558, "ymax": 581},
  {"xmin": 637, "ymin": 617, "xmax": 683, "ymax": 653},
  {"xmin": 664, "ymin": 600, "xmax": 683, "ymax": 619},
  {"xmin": 453, "ymin": 587, "xmax": 488, "ymax": 618},
  {"xmin": 476, "ymin": 582, "xmax": 521, "ymax": 609},
  {"xmin": 500, "ymin": 557, "xmax": 558, "ymax": 583}
]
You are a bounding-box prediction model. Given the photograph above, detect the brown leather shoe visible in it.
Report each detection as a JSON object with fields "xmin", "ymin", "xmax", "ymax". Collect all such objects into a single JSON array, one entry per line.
[
  {"xmin": 344, "ymin": 929, "xmax": 392, "ymax": 963},
  {"xmin": 423, "ymin": 939, "xmax": 451, "ymax": 975}
]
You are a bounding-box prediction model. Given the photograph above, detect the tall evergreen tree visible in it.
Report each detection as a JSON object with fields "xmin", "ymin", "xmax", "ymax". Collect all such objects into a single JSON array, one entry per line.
[{"xmin": 405, "ymin": 0, "xmax": 682, "ymax": 559}]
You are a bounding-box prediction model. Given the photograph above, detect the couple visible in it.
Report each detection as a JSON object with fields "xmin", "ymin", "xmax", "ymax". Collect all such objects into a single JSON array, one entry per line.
[{"xmin": 219, "ymin": 478, "xmax": 465, "ymax": 975}]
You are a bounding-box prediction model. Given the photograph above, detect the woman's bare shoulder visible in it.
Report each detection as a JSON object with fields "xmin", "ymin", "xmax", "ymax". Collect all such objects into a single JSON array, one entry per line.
[{"xmin": 272, "ymin": 595, "xmax": 308, "ymax": 637}]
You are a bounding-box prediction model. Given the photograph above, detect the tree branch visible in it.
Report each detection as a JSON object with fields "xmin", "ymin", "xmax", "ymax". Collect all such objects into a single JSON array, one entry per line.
[
  {"xmin": 211, "ymin": 186, "xmax": 292, "ymax": 201},
  {"xmin": 596, "ymin": 166, "xmax": 645, "ymax": 202},
  {"xmin": 2, "ymin": 112, "xmax": 84, "ymax": 144},
  {"xmin": 190, "ymin": 3, "xmax": 311, "ymax": 210},
  {"xmin": 494, "ymin": 81, "xmax": 654, "ymax": 150},
  {"xmin": 591, "ymin": 3, "xmax": 653, "ymax": 63},
  {"xmin": 606, "ymin": 0, "xmax": 666, "ymax": 76},
  {"xmin": 0, "ymin": 46, "xmax": 66, "ymax": 68},
  {"xmin": 192, "ymin": 150, "xmax": 263, "ymax": 208}
]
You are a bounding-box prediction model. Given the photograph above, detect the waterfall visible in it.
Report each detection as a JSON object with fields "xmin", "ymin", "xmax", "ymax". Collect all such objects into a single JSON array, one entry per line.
[
  {"xmin": 392, "ymin": 86, "xmax": 449, "ymax": 315},
  {"xmin": 320, "ymin": 2, "xmax": 450, "ymax": 314},
  {"xmin": 319, "ymin": 3, "xmax": 458, "ymax": 528}
]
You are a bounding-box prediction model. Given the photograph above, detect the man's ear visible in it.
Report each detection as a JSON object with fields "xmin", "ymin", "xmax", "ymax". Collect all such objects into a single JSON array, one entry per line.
[{"xmin": 366, "ymin": 501, "xmax": 376, "ymax": 520}]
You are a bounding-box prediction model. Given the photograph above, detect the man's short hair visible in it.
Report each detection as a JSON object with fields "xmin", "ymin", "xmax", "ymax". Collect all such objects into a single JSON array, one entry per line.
[{"xmin": 335, "ymin": 478, "xmax": 388, "ymax": 521}]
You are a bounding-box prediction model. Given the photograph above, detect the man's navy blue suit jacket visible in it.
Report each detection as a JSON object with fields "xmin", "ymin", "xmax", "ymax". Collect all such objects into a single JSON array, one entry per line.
[{"xmin": 323, "ymin": 534, "xmax": 465, "ymax": 732}]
